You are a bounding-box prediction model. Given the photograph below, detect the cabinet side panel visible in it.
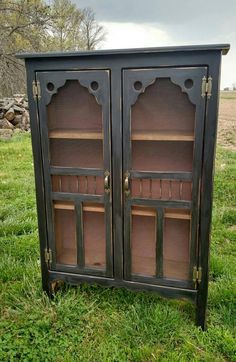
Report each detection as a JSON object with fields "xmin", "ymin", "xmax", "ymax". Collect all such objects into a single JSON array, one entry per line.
[
  {"xmin": 25, "ymin": 62, "xmax": 50, "ymax": 293},
  {"xmin": 197, "ymin": 52, "xmax": 222, "ymax": 329}
]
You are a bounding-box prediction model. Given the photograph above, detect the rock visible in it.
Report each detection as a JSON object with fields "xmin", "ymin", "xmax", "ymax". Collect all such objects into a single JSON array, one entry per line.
[
  {"xmin": 13, "ymin": 128, "xmax": 23, "ymax": 134},
  {"xmin": 10, "ymin": 114, "xmax": 22, "ymax": 126},
  {"xmin": 0, "ymin": 118, "xmax": 14, "ymax": 129},
  {"xmin": 0, "ymin": 129, "xmax": 13, "ymax": 139},
  {"xmin": 21, "ymin": 110, "xmax": 30, "ymax": 130}
]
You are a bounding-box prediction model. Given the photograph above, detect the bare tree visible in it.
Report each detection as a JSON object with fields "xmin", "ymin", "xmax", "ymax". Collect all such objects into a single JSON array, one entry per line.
[
  {"xmin": 0, "ymin": 1, "xmax": 106, "ymax": 96},
  {"xmin": 47, "ymin": 0, "xmax": 84, "ymax": 51},
  {"xmin": 80, "ymin": 8, "xmax": 106, "ymax": 50},
  {"xmin": 0, "ymin": 0, "xmax": 51, "ymax": 96}
]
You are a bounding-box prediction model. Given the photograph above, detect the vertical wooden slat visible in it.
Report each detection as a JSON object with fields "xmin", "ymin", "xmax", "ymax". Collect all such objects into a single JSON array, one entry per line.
[
  {"xmin": 180, "ymin": 181, "xmax": 183, "ymax": 200},
  {"xmin": 169, "ymin": 180, "xmax": 172, "ymax": 200},
  {"xmin": 156, "ymin": 208, "xmax": 164, "ymax": 278},
  {"xmin": 59, "ymin": 176, "xmax": 62, "ymax": 192},
  {"xmin": 85, "ymin": 176, "xmax": 88, "ymax": 194},
  {"xmin": 150, "ymin": 179, "xmax": 152, "ymax": 198},
  {"xmin": 94, "ymin": 175, "xmax": 96, "ymax": 194},
  {"xmin": 75, "ymin": 201, "xmax": 84, "ymax": 267},
  {"xmin": 77, "ymin": 176, "xmax": 79, "ymax": 193}
]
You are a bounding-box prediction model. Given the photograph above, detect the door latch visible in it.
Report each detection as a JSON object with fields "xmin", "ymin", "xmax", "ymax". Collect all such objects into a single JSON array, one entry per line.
[
  {"xmin": 124, "ymin": 172, "xmax": 130, "ymax": 196},
  {"xmin": 104, "ymin": 170, "xmax": 110, "ymax": 194}
]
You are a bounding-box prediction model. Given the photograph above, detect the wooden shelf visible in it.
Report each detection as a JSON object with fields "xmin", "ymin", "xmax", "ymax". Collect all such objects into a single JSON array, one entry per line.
[
  {"xmin": 132, "ymin": 206, "xmax": 191, "ymax": 220},
  {"xmin": 49, "ymin": 129, "xmax": 103, "ymax": 140},
  {"xmin": 132, "ymin": 207, "xmax": 156, "ymax": 217},
  {"xmin": 165, "ymin": 209, "xmax": 191, "ymax": 220},
  {"xmin": 54, "ymin": 202, "xmax": 105, "ymax": 213},
  {"xmin": 132, "ymin": 130, "xmax": 194, "ymax": 141},
  {"xmin": 54, "ymin": 203, "xmax": 190, "ymax": 219}
]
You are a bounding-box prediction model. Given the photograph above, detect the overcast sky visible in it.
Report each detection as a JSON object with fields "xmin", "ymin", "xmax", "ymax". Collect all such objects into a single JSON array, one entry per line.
[{"xmin": 75, "ymin": 0, "xmax": 235, "ymax": 88}]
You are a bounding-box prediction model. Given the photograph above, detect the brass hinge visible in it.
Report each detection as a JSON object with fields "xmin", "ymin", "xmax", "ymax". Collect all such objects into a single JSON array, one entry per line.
[
  {"xmin": 201, "ymin": 76, "xmax": 212, "ymax": 99},
  {"xmin": 32, "ymin": 80, "xmax": 41, "ymax": 101},
  {"xmin": 44, "ymin": 248, "xmax": 52, "ymax": 267},
  {"xmin": 193, "ymin": 266, "xmax": 202, "ymax": 288}
]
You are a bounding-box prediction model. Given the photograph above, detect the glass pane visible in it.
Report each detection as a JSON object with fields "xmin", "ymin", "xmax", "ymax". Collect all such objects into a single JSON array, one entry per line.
[
  {"xmin": 83, "ymin": 203, "xmax": 106, "ymax": 270},
  {"xmin": 163, "ymin": 209, "xmax": 191, "ymax": 280},
  {"xmin": 132, "ymin": 78, "xmax": 195, "ymax": 134},
  {"xmin": 47, "ymin": 80, "xmax": 103, "ymax": 168},
  {"xmin": 54, "ymin": 201, "xmax": 77, "ymax": 265},
  {"xmin": 131, "ymin": 78, "xmax": 195, "ymax": 172},
  {"xmin": 131, "ymin": 206, "xmax": 156, "ymax": 276},
  {"xmin": 50, "ymin": 139, "xmax": 103, "ymax": 168},
  {"xmin": 132, "ymin": 141, "xmax": 193, "ymax": 172},
  {"xmin": 47, "ymin": 80, "xmax": 102, "ymax": 132}
]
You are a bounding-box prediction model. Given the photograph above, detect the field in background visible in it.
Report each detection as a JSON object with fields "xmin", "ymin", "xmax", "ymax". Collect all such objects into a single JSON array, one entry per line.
[
  {"xmin": 219, "ymin": 91, "xmax": 236, "ymax": 150},
  {"xmin": 0, "ymin": 93, "xmax": 235, "ymax": 361}
]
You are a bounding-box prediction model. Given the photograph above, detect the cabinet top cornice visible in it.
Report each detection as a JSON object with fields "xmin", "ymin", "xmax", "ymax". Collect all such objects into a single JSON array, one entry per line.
[{"xmin": 16, "ymin": 43, "xmax": 230, "ymax": 59}]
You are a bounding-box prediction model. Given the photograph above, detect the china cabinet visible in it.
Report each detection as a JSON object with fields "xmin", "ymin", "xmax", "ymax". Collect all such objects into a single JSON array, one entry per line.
[{"xmin": 18, "ymin": 43, "xmax": 230, "ymax": 329}]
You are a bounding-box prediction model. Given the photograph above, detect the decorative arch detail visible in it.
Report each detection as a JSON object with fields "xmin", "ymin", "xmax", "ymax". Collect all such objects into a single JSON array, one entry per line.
[
  {"xmin": 127, "ymin": 72, "xmax": 199, "ymax": 107},
  {"xmin": 39, "ymin": 71, "xmax": 109, "ymax": 107}
]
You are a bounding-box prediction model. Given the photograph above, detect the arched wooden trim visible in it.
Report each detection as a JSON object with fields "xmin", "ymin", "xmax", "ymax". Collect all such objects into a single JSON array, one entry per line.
[
  {"xmin": 40, "ymin": 71, "xmax": 109, "ymax": 106},
  {"xmin": 126, "ymin": 72, "xmax": 200, "ymax": 107}
]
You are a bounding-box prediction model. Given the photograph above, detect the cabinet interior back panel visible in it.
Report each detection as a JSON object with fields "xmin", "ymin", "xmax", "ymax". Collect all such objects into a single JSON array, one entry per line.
[
  {"xmin": 83, "ymin": 204, "xmax": 106, "ymax": 270},
  {"xmin": 131, "ymin": 209, "xmax": 156, "ymax": 276},
  {"xmin": 47, "ymin": 80, "xmax": 102, "ymax": 131},
  {"xmin": 132, "ymin": 141, "xmax": 193, "ymax": 172},
  {"xmin": 54, "ymin": 205, "xmax": 77, "ymax": 266},
  {"xmin": 50, "ymin": 139, "xmax": 103, "ymax": 168},
  {"xmin": 131, "ymin": 78, "xmax": 195, "ymax": 133},
  {"xmin": 163, "ymin": 217, "xmax": 190, "ymax": 280}
]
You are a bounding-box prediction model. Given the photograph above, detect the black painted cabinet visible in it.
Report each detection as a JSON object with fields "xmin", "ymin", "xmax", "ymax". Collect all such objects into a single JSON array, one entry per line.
[{"xmin": 18, "ymin": 44, "xmax": 229, "ymax": 329}]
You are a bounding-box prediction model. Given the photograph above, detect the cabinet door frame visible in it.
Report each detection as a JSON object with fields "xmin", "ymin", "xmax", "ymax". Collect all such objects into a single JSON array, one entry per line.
[
  {"xmin": 36, "ymin": 69, "xmax": 113, "ymax": 278},
  {"xmin": 122, "ymin": 66, "xmax": 208, "ymax": 289}
]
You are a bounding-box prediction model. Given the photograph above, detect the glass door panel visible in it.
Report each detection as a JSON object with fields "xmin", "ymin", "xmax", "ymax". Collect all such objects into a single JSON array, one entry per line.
[
  {"xmin": 163, "ymin": 209, "xmax": 191, "ymax": 280},
  {"xmin": 50, "ymin": 139, "xmax": 103, "ymax": 168},
  {"xmin": 131, "ymin": 206, "xmax": 156, "ymax": 276},
  {"xmin": 53, "ymin": 201, "xmax": 77, "ymax": 266},
  {"xmin": 83, "ymin": 202, "xmax": 106, "ymax": 270},
  {"xmin": 123, "ymin": 67, "xmax": 207, "ymax": 287},
  {"xmin": 37, "ymin": 70, "xmax": 112, "ymax": 277}
]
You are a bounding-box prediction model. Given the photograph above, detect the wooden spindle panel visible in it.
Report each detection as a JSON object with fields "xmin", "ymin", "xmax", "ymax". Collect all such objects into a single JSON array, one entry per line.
[{"xmin": 51, "ymin": 175, "xmax": 104, "ymax": 195}]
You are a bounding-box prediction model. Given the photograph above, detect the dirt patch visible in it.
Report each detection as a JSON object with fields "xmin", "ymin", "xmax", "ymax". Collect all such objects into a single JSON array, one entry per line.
[{"xmin": 218, "ymin": 92, "xmax": 236, "ymax": 150}]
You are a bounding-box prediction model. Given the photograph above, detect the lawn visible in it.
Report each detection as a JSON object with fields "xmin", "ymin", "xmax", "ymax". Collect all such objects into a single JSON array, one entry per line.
[{"xmin": 0, "ymin": 133, "xmax": 235, "ymax": 361}]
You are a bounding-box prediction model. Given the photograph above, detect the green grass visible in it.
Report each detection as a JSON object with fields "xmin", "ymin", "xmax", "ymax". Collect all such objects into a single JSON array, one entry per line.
[{"xmin": 0, "ymin": 133, "xmax": 235, "ymax": 361}]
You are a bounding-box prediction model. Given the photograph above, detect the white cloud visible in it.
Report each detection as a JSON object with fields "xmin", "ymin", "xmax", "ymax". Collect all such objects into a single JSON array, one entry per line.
[
  {"xmin": 100, "ymin": 22, "xmax": 172, "ymax": 49},
  {"xmin": 99, "ymin": 21, "xmax": 233, "ymax": 89}
]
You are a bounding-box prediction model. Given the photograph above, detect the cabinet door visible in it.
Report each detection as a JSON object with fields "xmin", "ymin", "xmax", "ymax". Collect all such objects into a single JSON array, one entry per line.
[
  {"xmin": 36, "ymin": 70, "xmax": 112, "ymax": 277},
  {"xmin": 123, "ymin": 67, "xmax": 207, "ymax": 288}
]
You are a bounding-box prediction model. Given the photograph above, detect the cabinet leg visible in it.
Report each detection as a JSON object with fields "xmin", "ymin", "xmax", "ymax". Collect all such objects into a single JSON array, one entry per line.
[
  {"xmin": 44, "ymin": 279, "xmax": 64, "ymax": 298},
  {"xmin": 196, "ymin": 290, "xmax": 207, "ymax": 330},
  {"xmin": 42, "ymin": 277, "xmax": 54, "ymax": 298}
]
